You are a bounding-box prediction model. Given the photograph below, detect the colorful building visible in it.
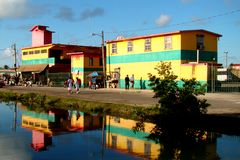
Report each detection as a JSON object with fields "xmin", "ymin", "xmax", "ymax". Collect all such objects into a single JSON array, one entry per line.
[
  {"xmin": 19, "ymin": 25, "xmax": 102, "ymax": 86},
  {"xmin": 106, "ymin": 115, "xmax": 160, "ymax": 159},
  {"xmin": 106, "ymin": 30, "xmax": 222, "ymax": 91},
  {"xmin": 67, "ymin": 49, "xmax": 103, "ymax": 87}
]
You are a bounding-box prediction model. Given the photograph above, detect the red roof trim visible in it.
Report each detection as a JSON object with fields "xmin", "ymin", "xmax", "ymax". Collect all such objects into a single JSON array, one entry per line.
[
  {"xmin": 106, "ymin": 29, "xmax": 222, "ymax": 43},
  {"xmin": 67, "ymin": 52, "xmax": 84, "ymax": 55}
]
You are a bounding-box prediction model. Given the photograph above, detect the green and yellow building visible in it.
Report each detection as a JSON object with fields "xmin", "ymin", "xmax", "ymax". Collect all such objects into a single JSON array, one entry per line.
[
  {"xmin": 106, "ymin": 115, "xmax": 160, "ymax": 159},
  {"xmin": 20, "ymin": 25, "xmax": 102, "ymax": 86},
  {"xmin": 106, "ymin": 29, "xmax": 222, "ymax": 90}
]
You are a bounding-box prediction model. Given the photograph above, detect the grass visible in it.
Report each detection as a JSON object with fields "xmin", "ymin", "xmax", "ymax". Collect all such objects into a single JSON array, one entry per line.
[{"xmin": 0, "ymin": 90, "xmax": 159, "ymax": 120}]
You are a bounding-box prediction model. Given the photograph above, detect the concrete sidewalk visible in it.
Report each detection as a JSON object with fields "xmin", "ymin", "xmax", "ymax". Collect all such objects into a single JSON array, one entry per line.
[{"xmin": 1, "ymin": 86, "xmax": 240, "ymax": 115}]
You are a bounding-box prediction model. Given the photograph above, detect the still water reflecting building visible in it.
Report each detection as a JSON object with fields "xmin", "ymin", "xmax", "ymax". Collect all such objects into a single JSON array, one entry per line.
[{"xmin": 21, "ymin": 108, "xmax": 103, "ymax": 151}]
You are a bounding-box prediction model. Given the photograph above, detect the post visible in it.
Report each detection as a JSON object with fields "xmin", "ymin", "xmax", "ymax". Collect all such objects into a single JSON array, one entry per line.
[
  {"xmin": 13, "ymin": 44, "xmax": 17, "ymax": 74},
  {"xmin": 224, "ymin": 51, "xmax": 228, "ymax": 68},
  {"xmin": 101, "ymin": 31, "xmax": 106, "ymax": 88},
  {"xmin": 197, "ymin": 49, "xmax": 199, "ymax": 63}
]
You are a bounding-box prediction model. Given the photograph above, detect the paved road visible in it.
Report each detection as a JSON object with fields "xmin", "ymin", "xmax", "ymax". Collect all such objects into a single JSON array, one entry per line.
[{"xmin": 1, "ymin": 86, "xmax": 240, "ymax": 115}]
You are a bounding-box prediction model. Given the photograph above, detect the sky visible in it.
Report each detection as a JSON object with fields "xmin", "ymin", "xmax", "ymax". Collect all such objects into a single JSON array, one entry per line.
[{"xmin": 0, "ymin": 0, "xmax": 239, "ymax": 68}]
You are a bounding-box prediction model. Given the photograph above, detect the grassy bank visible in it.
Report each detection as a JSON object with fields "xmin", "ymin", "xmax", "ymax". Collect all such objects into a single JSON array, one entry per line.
[{"xmin": 0, "ymin": 90, "xmax": 159, "ymax": 119}]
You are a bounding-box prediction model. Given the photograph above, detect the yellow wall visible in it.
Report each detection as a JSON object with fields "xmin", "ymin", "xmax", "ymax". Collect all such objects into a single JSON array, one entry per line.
[
  {"xmin": 22, "ymin": 115, "xmax": 52, "ymax": 134},
  {"xmin": 22, "ymin": 45, "xmax": 52, "ymax": 60},
  {"xmin": 181, "ymin": 31, "xmax": 218, "ymax": 51},
  {"xmin": 107, "ymin": 116, "xmax": 155, "ymax": 133},
  {"xmin": 108, "ymin": 34, "xmax": 181, "ymax": 56},
  {"xmin": 107, "ymin": 60, "xmax": 182, "ymax": 81},
  {"xmin": 106, "ymin": 132, "xmax": 160, "ymax": 159},
  {"xmin": 180, "ymin": 63, "xmax": 208, "ymax": 81}
]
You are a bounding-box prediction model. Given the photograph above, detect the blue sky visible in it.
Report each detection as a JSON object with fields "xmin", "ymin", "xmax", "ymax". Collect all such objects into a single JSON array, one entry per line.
[{"xmin": 0, "ymin": 0, "xmax": 239, "ymax": 67}]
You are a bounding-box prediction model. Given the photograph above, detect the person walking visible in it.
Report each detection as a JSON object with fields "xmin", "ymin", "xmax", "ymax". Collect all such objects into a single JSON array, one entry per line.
[
  {"xmin": 75, "ymin": 77, "xmax": 81, "ymax": 94},
  {"xmin": 125, "ymin": 75, "xmax": 130, "ymax": 90},
  {"xmin": 67, "ymin": 77, "xmax": 74, "ymax": 94},
  {"xmin": 130, "ymin": 74, "xmax": 135, "ymax": 89}
]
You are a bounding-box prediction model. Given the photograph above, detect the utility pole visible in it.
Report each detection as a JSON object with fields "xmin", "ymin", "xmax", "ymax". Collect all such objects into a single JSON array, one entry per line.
[
  {"xmin": 13, "ymin": 43, "xmax": 17, "ymax": 74},
  {"xmin": 92, "ymin": 31, "xmax": 106, "ymax": 88},
  {"xmin": 224, "ymin": 51, "xmax": 228, "ymax": 68},
  {"xmin": 101, "ymin": 31, "xmax": 106, "ymax": 88}
]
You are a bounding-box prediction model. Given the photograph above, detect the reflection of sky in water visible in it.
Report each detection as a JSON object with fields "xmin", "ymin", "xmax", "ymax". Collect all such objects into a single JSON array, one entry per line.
[
  {"xmin": 0, "ymin": 103, "xmax": 139, "ymax": 160},
  {"xmin": 1, "ymin": 102, "xmax": 240, "ymax": 159},
  {"xmin": 217, "ymin": 135, "xmax": 240, "ymax": 160}
]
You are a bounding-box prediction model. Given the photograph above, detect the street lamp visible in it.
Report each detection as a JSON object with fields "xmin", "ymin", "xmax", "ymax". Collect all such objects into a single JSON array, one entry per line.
[{"xmin": 92, "ymin": 31, "xmax": 106, "ymax": 88}]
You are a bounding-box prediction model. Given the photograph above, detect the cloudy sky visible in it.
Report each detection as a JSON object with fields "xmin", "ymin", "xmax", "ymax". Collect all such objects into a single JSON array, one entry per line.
[{"xmin": 0, "ymin": 0, "xmax": 239, "ymax": 67}]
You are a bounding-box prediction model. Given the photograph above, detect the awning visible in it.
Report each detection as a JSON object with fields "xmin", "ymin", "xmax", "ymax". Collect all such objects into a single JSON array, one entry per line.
[{"xmin": 17, "ymin": 64, "xmax": 48, "ymax": 73}]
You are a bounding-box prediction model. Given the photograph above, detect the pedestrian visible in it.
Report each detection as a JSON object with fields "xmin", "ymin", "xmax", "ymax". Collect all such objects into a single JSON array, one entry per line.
[
  {"xmin": 140, "ymin": 77, "xmax": 143, "ymax": 89},
  {"xmin": 75, "ymin": 77, "xmax": 81, "ymax": 94},
  {"xmin": 130, "ymin": 74, "xmax": 134, "ymax": 89},
  {"xmin": 67, "ymin": 77, "xmax": 74, "ymax": 94},
  {"xmin": 125, "ymin": 75, "xmax": 130, "ymax": 90},
  {"xmin": 92, "ymin": 76, "xmax": 97, "ymax": 90}
]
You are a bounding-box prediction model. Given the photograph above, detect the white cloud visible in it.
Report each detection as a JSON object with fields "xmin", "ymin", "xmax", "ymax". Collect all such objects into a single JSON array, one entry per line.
[
  {"xmin": 0, "ymin": 0, "xmax": 49, "ymax": 19},
  {"xmin": 1, "ymin": 48, "xmax": 13, "ymax": 57},
  {"xmin": 0, "ymin": 0, "xmax": 28, "ymax": 19},
  {"xmin": 155, "ymin": 14, "xmax": 171, "ymax": 27}
]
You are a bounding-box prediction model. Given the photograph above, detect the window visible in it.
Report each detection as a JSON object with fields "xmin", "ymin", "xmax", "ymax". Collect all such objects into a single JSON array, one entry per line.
[
  {"xmin": 23, "ymin": 52, "xmax": 28, "ymax": 55},
  {"xmin": 144, "ymin": 143, "xmax": 151, "ymax": 158},
  {"xmin": 35, "ymin": 50, "xmax": 40, "ymax": 54},
  {"xmin": 29, "ymin": 51, "xmax": 34, "ymax": 55},
  {"xmin": 89, "ymin": 57, "xmax": 93, "ymax": 66},
  {"xmin": 196, "ymin": 34, "xmax": 204, "ymax": 50},
  {"xmin": 99, "ymin": 58, "xmax": 103, "ymax": 66},
  {"xmin": 112, "ymin": 135, "xmax": 117, "ymax": 148},
  {"xmin": 112, "ymin": 43, "xmax": 117, "ymax": 54},
  {"xmin": 164, "ymin": 36, "xmax": 172, "ymax": 49},
  {"xmin": 127, "ymin": 139, "xmax": 133, "ymax": 152},
  {"xmin": 127, "ymin": 41, "xmax": 133, "ymax": 52},
  {"xmin": 144, "ymin": 38, "xmax": 151, "ymax": 51},
  {"xmin": 41, "ymin": 49, "xmax": 47, "ymax": 53}
]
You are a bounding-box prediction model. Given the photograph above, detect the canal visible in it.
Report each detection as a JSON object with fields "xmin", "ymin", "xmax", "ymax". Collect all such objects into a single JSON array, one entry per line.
[{"xmin": 0, "ymin": 102, "xmax": 240, "ymax": 159}]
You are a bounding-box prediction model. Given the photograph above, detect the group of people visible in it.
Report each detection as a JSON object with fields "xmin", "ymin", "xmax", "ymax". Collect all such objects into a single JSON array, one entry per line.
[
  {"xmin": 125, "ymin": 74, "xmax": 134, "ymax": 90},
  {"xmin": 67, "ymin": 77, "xmax": 81, "ymax": 94}
]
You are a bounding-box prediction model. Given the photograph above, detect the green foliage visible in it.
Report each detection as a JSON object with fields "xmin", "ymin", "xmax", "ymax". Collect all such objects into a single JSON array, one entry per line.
[{"xmin": 148, "ymin": 61, "xmax": 209, "ymax": 116}]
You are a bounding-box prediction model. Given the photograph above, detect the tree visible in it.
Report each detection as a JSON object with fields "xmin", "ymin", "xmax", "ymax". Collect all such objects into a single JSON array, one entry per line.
[
  {"xmin": 3, "ymin": 65, "xmax": 10, "ymax": 69},
  {"xmin": 134, "ymin": 62, "xmax": 211, "ymax": 159}
]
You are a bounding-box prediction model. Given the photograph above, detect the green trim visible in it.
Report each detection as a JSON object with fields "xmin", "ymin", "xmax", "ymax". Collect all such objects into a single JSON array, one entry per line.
[
  {"xmin": 22, "ymin": 110, "xmax": 55, "ymax": 122},
  {"xmin": 71, "ymin": 67, "xmax": 103, "ymax": 73},
  {"xmin": 118, "ymin": 79, "xmax": 207, "ymax": 90},
  {"xmin": 106, "ymin": 125, "xmax": 154, "ymax": 142},
  {"xmin": 71, "ymin": 67, "xmax": 84, "ymax": 73},
  {"xmin": 107, "ymin": 50, "xmax": 217, "ymax": 64},
  {"xmin": 22, "ymin": 58, "xmax": 55, "ymax": 65}
]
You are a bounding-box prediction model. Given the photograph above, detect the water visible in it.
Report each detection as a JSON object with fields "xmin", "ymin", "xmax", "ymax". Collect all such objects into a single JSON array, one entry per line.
[{"xmin": 0, "ymin": 102, "xmax": 240, "ymax": 160}]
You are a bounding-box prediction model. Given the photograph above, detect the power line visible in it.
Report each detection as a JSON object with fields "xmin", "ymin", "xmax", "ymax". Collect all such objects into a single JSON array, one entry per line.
[{"xmin": 105, "ymin": 9, "xmax": 240, "ymax": 34}]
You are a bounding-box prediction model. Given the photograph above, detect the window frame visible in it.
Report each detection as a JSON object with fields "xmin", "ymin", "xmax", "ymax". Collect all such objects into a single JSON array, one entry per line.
[
  {"xmin": 196, "ymin": 34, "xmax": 205, "ymax": 50},
  {"xmin": 144, "ymin": 38, "xmax": 151, "ymax": 51},
  {"xmin": 111, "ymin": 43, "xmax": 117, "ymax": 54},
  {"xmin": 88, "ymin": 57, "xmax": 94, "ymax": 66},
  {"xmin": 127, "ymin": 41, "xmax": 133, "ymax": 52},
  {"xmin": 164, "ymin": 36, "xmax": 172, "ymax": 49}
]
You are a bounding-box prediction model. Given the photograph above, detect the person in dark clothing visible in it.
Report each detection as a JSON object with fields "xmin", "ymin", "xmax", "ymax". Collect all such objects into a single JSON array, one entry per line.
[{"xmin": 125, "ymin": 75, "xmax": 130, "ymax": 90}]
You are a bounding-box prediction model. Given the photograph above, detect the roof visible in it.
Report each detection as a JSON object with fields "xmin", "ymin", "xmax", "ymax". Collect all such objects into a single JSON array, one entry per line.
[
  {"xmin": 106, "ymin": 29, "xmax": 222, "ymax": 43},
  {"xmin": 30, "ymin": 25, "xmax": 55, "ymax": 33},
  {"xmin": 17, "ymin": 64, "xmax": 48, "ymax": 73}
]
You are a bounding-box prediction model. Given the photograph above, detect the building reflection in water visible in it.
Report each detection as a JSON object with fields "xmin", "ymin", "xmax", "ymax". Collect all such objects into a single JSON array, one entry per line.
[
  {"xmin": 105, "ymin": 115, "xmax": 219, "ymax": 159},
  {"xmin": 21, "ymin": 108, "xmax": 103, "ymax": 152},
  {"xmin": 20, "ymin": 106, "xmax": 219, "ymax": 159},
  {"xmin": 106, "ymin": 115, "xmax": 160, "ymax": 159}
]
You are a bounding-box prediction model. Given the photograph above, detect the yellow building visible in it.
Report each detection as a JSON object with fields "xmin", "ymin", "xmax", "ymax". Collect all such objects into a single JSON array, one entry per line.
[
  {"xmin": 106, "ymin": 30, "xmax": 222, "ymax": 91},
  {"xmin": 106, "ymin": 115, "xmax": 160, "ymax": 159}
]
